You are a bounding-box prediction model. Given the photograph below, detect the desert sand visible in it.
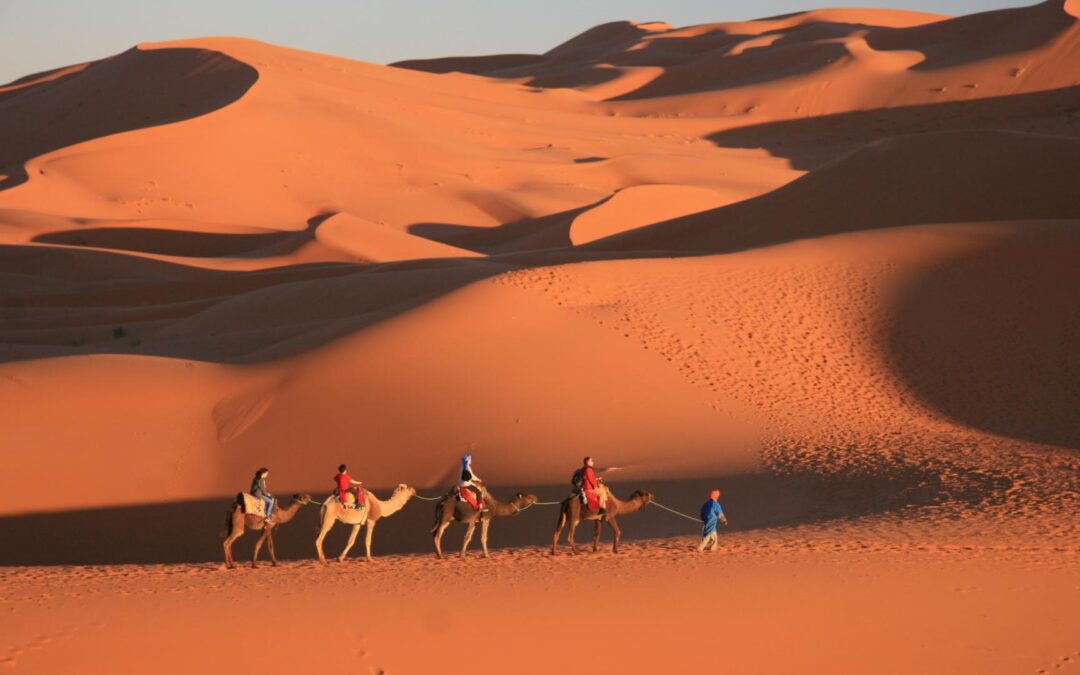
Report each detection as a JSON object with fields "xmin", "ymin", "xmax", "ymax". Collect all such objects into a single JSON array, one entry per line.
[{"xmin": 1, "ymin": 1, "xmax": 1078, "ymax": 673}]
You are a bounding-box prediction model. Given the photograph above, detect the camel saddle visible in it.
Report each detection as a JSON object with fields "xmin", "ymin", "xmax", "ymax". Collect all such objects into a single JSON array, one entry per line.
[
  {"xmin": 457, "ymin": 486, "xmax": 484, "ymax": 512},
  {"xmin": 338, "ymin": 491, "xmax": 366, "ymax": 509},
  {"xmin": 581, "ymin": 489, "xmax": 601, "ymax": 512},
  {"xmin": 239, "ymin": 493, "xmax": 268, "ymax": 517}
]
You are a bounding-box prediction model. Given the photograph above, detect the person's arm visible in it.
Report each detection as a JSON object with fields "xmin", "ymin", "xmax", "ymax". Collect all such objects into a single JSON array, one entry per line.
[{"xmin": 350, "ymin": 479, "xmax": 362, "ymax": 485}]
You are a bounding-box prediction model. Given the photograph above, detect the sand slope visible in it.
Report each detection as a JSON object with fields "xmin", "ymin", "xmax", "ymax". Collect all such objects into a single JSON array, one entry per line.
[{"xmin": 0, "ymin": 2, "xmax": 1079, "ymax": 672}]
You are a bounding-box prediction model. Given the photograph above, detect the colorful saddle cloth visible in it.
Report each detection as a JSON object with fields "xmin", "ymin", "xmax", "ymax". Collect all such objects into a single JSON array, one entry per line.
[
  {"xmin": 457, "ymin": 486, "xmax": 484, "ymax": 511},
  {"xmin": 240, "ymin": 493, "xmax": 267, "ymax": 517}
]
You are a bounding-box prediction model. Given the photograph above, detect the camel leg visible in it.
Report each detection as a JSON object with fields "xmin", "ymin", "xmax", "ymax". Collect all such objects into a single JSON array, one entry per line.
[
  {"xmin": 607, "ymin": 516, "xmax": 622, "ymax": 554},
  {"xmin": 364, "ymin": 520, "xmax": 377, "ymax": 562},
  {"xmin": 252, "ymin": 527, "xmax": 269, "ymax": 568},
  {"xmin": 223, "ymin": 529, "xmax": 242, "ymax": 569},
  {"xmin": 568, "ymin": 517, "xmax": 580, "ymax": 555},
  {"xmin": 552, "ymin": 509, "xmax": 567, "ymax": 556},
  {"xmin": 266, "ymin": 528, "xmax": 278, "ymax": 566},
  {"xmin": 434, "ymin": 519, "xmax": 451, "ymax": 559},
  {"xmin": 461, "ymin": 521, "xmax": 477, "ymax": 558},
  {"xmin": 224, "ymin": 511, "xmax": 245, "ymax": 568},
  {"xmin": 339, "ymin": 524, "xmax": 362, "ymax": 563},
  {"xmin": 593, "ymin": 520, "xmax": 602, "ymax": 552},
  {"xmin": 315, "ymin": 513, "xmax": 335, "ymax": 563},
  {"xmin": 480, "ymin": 517, "xmax": 491, "ymax": 558}
]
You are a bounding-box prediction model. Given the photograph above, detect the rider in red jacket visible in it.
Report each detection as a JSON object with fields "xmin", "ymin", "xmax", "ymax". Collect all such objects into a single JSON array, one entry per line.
[
  {"xmin": 580, "ymin": 456, "xmax": 606, "ymax": 513},
  {"xmin": 334, "ymin": 464, "xmax": 364, "ymax": 507}
]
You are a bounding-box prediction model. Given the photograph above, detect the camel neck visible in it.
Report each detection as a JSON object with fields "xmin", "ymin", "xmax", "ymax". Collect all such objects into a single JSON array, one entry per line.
[
  {"xmin": 491, "ymin": 497, "xmax": 521, "ymax": 517},
  {"xmin": 377, "ymin": 490, "xmax": 413, "ymax": 517},
  {"xmin": 611, "ymin": 495, "xmax": 645, "ymax": 514},
  {"xmin": 276, "ymin": 501, "xmax": 303, "ymax": 523}
]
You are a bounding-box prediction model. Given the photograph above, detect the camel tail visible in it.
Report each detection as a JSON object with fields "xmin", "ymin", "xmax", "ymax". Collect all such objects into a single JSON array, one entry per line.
[
  {"xmin": 220, "ymin": 507, "xmax": 235, "ymax": 538},
  {"xmin": 555, "ymin": 506, "xmax": 567, "ymax": 532},
  {"xmin": 430, "ymin": 499, "xmax": 445, "ymax": 535}
]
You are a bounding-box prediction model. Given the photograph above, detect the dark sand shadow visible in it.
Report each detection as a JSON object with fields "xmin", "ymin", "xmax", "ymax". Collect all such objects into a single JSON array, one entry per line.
[
  {"xmin": 707, "ymin": 85, "xmax": 1080, "ymax": 170},
  {"xmin": 0, "ymin": 461, "xmax": 1005, "ymax": 566},
  {"xmin": 31, "ymin": 213, "xmax": 327, "ymax": 258},
  {"xmin": 886, "ymin": 227, "xmax": 1080, "ymax": 450},
  {"xmin": 0, "ymin": 46, "xmax": 258, "ymax": 191}
]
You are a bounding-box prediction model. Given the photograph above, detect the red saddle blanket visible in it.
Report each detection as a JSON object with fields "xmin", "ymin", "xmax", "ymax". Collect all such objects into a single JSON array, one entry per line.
[
  {"xmin": 339, "ymin": 490, "xmax": 366, "ymax": 508},
  {"xmin": 458, "ymin": 487, "xmax": 484, "ymax": 511}
]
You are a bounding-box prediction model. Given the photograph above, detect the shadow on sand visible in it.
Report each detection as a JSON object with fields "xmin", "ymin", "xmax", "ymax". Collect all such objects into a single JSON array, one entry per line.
[
  {"xmin": 0, "ymin": 463, "xmax": 1008, "ymax": 566},
  {"xmin": 0, "ymin": 46, "xmax": 258, "ymax": 191}
]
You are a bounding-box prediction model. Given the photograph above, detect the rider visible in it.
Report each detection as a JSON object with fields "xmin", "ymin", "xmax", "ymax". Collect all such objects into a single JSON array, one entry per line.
[
  {"xmin": 579, "ymin": 456, "xmax": 606, "ymax": 513},
  {"xmin": 334, "ymin": 464, "xmax": 364, "ymax": 508},
  {"xmin": 458, "ymin": 454, "xmax": 484, "ymax": 511},
  {"xmin": 251, "ymin": 467, "xmax": 273, "ymax": 523}
]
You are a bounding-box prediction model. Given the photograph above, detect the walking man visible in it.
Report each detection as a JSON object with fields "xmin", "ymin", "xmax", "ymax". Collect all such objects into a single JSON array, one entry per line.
[{"xmin": 698, "ymin": 488, "xmax": 729, "ymax": 552}]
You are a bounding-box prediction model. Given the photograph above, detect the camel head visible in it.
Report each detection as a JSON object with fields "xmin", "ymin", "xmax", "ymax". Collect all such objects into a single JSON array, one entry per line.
[
  {"xmin": 292, "ymin": 493, "xmax": 314, "ymax": 505},
  {"xmin": 511, "ymin": 492, "xmax": 539, "ymax": 508},
  {"xmin": 393, "ymin": 483, "xmax": 416, "ymax": 497},
  {"xmin": 631, "ymin": 490, "xmax": 655, "ymax": 504}
]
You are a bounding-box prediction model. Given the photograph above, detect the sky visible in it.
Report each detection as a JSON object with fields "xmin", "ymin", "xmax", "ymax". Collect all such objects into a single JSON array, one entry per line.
[{"xmin": 1, "ymin": 0, "xmax": 1028, "ymax": 84}]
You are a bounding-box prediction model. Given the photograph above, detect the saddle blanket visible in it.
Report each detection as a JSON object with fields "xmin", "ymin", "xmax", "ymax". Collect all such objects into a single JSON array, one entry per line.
[
  {"xmin": 337, "ymin": 492, "xmax": 366, "ymax": 509},
  {"xmin": 240, "ymin": 493, "xmax": 267, "ymax": 517},
  {"xmin": 458, "ymin": 487, "xmax": 484, "ymax": 511}
]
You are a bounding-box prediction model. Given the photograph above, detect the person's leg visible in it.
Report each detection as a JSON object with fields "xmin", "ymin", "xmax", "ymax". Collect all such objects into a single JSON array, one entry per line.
[
  {"xmin": 708, "ymin": 532, "xmax": 718, "ymax": 551},
  {"xmin": 697, "ymin": 531, "xmax": 708, "ymax": 551},
  {"xmin": 264, "ymin": 496, "xmax": 274, "ymax": 520}
]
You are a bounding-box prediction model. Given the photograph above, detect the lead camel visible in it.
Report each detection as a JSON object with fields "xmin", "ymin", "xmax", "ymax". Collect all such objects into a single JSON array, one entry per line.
[{"xmin": 552, "ymin": 484, "xmax": 653, "ymax": 555}]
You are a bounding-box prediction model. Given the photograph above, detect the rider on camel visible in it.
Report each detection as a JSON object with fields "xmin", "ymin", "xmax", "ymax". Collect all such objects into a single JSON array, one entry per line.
[
  {"xmin": 251, "ymin": 467, "xmax": 273, "ymax": 523},
  {"xmin": 579, "ymin": 456, "xmax": 607, "ymax": 514},
  {"xmin": 334, "ymin": 464, "xmax": 364, "ymax": 508},
  {"xmin": 458, "ymin": 454, "xmax": 485, "ymax": 512}
]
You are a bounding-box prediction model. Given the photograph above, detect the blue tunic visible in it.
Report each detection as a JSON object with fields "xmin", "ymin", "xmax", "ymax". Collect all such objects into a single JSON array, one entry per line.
[{"xmin": 700, "ymin": 499, "xmax": 726, "ymax": 536}]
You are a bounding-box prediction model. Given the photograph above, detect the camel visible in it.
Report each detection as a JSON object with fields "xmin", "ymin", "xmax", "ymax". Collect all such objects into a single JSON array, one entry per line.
[
  {"xmin": 315, "ymin": 484, "xmax": 416, "ymax": 562},
  {"xmin": 552, "ymin": 484, "xmax": 654, "ymax": 555},
  {"xmin": 221, "ymin": 493, "xmax": 313, "ymax": 569},
  {"xmin": 432, "ymin": 485, "xmax": 538, "ymax": 559}
]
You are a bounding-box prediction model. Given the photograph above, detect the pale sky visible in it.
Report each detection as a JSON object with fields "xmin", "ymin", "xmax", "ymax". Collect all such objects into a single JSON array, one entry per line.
[{"xmin": 1, "ymin": 0, "xmax": 1028, "ymax": 84}]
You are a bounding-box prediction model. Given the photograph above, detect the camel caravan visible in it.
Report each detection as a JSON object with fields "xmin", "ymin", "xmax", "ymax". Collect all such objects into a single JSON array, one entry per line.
[{"xmin": 222, "ymin": 456, "xmax": 727, "ymax": 569}]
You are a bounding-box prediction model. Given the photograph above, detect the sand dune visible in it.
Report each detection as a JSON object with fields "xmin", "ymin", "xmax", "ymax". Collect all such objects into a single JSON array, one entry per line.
[
  {"xmin": 0, "ymin": 1, "xmax": 1078, "ymax": 672},
  {"xmin": 587, "ymin": 129, "xmax": 1080, "ymax": 253},
  {"xmin": 568, "ymin": 184, "xmax": 732, "ymax": 244}
]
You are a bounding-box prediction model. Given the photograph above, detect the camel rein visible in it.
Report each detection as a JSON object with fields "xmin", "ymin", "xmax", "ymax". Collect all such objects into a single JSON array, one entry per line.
[
  {"xmin": 412, "ymin": 493, "xmax": 562, "ymax": 510},
  {"xmin": 413, "ymin": 494, "xmax": 445, "ymax": 501},
  {"xmin": 415, "ymin": 493, "xmax": 703, "ymax": 525},
  {"xmin": 649, "ymin": 500, "xmax": 704, "ymax": 524}
]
